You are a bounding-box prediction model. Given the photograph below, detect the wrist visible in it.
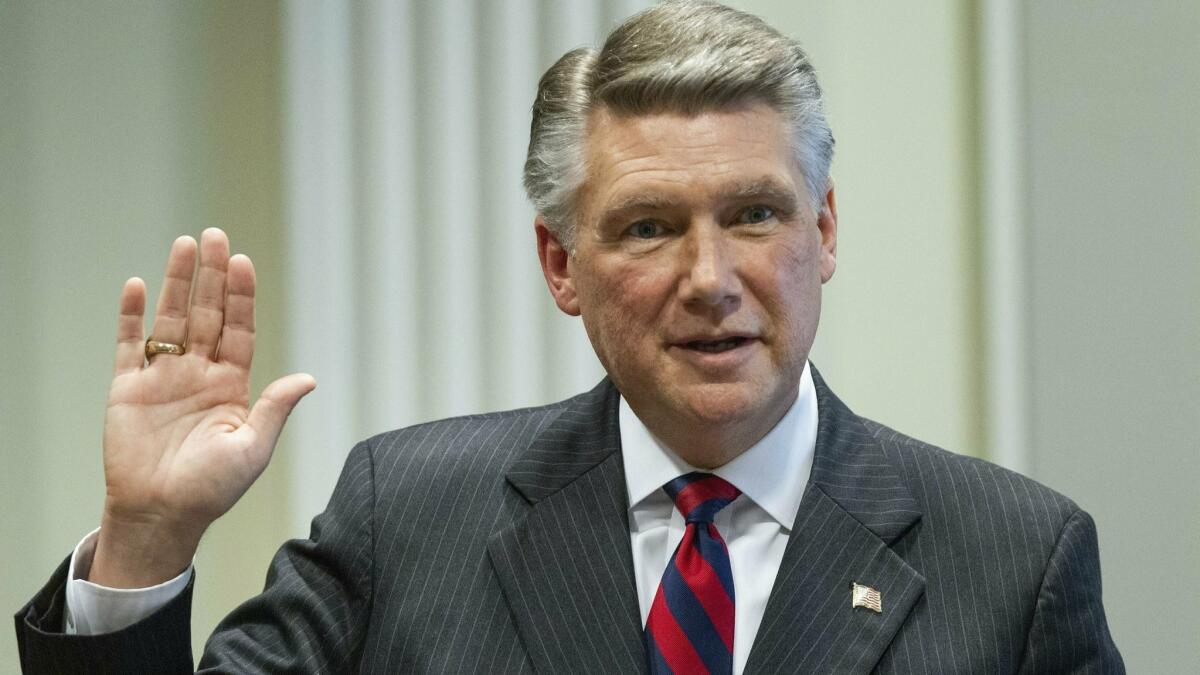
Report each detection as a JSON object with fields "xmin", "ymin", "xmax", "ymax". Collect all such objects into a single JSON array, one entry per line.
[{"xmin": 90, "ymin": 511, "xmax": 205, "ymax": 588}]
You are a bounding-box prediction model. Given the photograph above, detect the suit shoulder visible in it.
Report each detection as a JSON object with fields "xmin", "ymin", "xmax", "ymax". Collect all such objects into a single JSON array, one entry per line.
[
  {"xmin": 365, "ymin": 398, "xmax": 569, "ymax": 459},
  {"xmin": 353, "ymin": 394, "xmax": 581, "ymax": 491},
  {"xmin": 858, "ymin": 416, "xmax": 1082, "ymax": 534}
]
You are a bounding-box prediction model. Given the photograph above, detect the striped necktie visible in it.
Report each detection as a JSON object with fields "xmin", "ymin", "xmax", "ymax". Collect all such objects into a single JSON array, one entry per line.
[{"xmin": 646, "ymin": 472, "xmax": 741, "ymax": 675}]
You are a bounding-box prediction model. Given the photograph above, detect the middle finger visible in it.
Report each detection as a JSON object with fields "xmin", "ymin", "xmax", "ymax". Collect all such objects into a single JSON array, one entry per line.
[{"xmin": 185, "ymin": 228, "xmax": 232, "ymax": 359}]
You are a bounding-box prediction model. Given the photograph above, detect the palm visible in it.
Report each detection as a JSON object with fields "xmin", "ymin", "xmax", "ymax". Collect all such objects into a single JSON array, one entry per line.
[
  {"xmin": 94, "ymin": 229, "xmax": 313, "ymax": 587},
  {"xmin": 104, "ymin": 356, "xmax": 260, "ymax": 525}
]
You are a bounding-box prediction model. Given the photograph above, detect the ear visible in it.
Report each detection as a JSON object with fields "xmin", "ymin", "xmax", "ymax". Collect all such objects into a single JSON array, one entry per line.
[
  {"xmin": 535, "ymin": 217, "xmax": 581, "ymax": 316},
  {"xmin": 817, "ymin": 179, "xmax": 838, "ymax": 284}
]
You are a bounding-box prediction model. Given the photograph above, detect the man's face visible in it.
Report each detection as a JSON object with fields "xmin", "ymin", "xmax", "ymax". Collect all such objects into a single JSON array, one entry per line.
[{"xmin": 537, "ymin": 103, "xmax": 837, "ymax": 454}]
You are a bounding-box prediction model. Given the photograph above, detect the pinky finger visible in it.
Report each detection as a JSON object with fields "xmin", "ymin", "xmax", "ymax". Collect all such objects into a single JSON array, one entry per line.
[{"xmin": 114, "ymin": 277, "xmax": 147, "ymax": 374}]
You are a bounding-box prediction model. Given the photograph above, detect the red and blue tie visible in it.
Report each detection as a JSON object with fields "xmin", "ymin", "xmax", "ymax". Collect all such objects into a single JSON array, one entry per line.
[{"xmin": 646, "ymin": 472, "xmax": 741, "ymax": 675}]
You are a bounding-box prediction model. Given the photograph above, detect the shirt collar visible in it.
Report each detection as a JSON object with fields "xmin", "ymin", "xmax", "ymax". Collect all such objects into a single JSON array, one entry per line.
[{"xmin": 620, "ymin": 361, "xmax": 818, "ymax": 531}]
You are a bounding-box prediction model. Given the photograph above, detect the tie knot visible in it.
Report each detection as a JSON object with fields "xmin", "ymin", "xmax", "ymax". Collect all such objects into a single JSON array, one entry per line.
[{"xmin": 664, "ymin": 472, "xmax": 741, "ymax": 523}]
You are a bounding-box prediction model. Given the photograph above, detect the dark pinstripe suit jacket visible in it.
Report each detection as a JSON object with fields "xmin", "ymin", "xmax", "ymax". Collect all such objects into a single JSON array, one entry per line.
[{"xmin": 16, "ymin": 369, "xmax": 1123, "ymax": 673}]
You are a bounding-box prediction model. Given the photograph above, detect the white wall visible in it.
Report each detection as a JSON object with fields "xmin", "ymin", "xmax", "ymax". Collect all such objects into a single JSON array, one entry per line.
[
  {"xmin": 1023, "ymin": 2, "xmax": 1200, "ymax": 670},
  {"xmin": 0, "ymin": 1, "xmax": 292, "ymax": 665}
]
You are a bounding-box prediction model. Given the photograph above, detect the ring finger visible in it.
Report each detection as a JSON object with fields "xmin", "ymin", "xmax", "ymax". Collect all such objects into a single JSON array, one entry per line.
[{"xmin": 148, "ymin": 235, "xmax": 198, "ymax": 352}]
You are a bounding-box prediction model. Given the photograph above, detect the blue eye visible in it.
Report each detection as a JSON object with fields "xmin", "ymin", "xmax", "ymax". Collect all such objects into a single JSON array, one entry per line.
[
  {"xmin": 630, "ymin": 220, "xmax": 664, "ymax": 239},
  {"xmin": 740, "ymin": 205, "xmax": 775, "ymax": 224}
]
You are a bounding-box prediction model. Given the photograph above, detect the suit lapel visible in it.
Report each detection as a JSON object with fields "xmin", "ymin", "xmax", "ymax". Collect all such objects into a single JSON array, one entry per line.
[
  {"xmin": 487, "ymin": 370, "xmax": 926, "ymax": 674},
  {"xmin": 743, "ymin": 368, "xmax": 926, "ymax": 674},
  {"xmin": 488, "ymin": 380, "xmax": 649, "ymax": 674}
]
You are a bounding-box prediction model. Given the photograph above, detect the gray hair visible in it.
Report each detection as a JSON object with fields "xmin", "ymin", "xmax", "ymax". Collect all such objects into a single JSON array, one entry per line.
[{"xmin": 523, "ymin": 0, "xmax": 835, "ymax": 250}]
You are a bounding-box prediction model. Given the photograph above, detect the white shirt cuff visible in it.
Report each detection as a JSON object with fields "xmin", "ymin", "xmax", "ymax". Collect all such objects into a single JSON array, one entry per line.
[{"xmin": 64, "ymin": 527, "xmax": 193, "ymax": 635}]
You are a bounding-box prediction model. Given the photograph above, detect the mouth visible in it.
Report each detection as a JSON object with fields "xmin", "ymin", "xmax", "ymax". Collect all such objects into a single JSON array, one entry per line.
[{"xmin": 680, "ymin": 336, "xmax": 752, "ymax": 353}]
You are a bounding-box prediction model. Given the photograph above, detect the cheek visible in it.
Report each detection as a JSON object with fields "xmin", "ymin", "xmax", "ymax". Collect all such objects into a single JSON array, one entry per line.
[
  {"xmin": 583, "ymin": 260, "xmax": 670, "ymax": 321},
  {"xmin": 778, "ymin": 227, "xmax": 824, "ymax": 288},
  {"xmin": 749, "ymin": 233, "xmax": 823, "ymax": 337},
  {"xmin": 576, "ymin": 260, "xmax": 672, "ymax": 359}
]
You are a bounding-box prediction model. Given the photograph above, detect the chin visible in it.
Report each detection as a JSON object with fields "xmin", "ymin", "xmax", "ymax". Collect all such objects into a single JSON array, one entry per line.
[{"xmin": 674, "ymin": 381, "xmax": 766, "ymax": 426}]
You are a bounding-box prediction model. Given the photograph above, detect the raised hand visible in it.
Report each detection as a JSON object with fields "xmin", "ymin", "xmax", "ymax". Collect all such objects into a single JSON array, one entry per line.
[{"xmin": 90, "ymin": 228, "xmax": 315, "ymax": 588}]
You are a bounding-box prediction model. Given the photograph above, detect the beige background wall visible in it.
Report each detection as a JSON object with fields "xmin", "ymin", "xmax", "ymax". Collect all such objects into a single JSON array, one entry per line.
[
  {"xmin": 2, "ymin": 1, "xmax": 1195, "ymax": 671},
  {"xmin": 0, "ymin": 0, "xmax": 292, "ymax": 662},
  {"xmin": 1022, "ymin": 2, "xmax": 1200, "ymax": 670}
]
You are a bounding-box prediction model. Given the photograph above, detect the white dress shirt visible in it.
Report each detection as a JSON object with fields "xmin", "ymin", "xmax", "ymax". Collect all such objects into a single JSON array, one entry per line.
[
  {"xmin": 623, "ymin": 361, "xmax": 817, "ymax": 675},
  {"xmin": 64, "ymin": 527, "xmax": 192, "ymax": 635},
  {"xmin": 65, "ymin": 362, "xmax": 818, "ymax": 660}
]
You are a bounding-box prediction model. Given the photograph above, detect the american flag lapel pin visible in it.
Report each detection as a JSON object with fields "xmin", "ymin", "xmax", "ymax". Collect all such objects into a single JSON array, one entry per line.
[{"xmin": 850, "ymin": 582, "xmax": 883, "ymax": 613}]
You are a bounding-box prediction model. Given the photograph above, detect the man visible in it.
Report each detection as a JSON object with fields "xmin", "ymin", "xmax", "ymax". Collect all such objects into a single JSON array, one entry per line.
[{"xmin": 15, "ymin": 2, "xmax": 1122, "ymax": 673}]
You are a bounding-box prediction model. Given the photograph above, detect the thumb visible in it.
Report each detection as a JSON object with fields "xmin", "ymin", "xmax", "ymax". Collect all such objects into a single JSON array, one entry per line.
[{"xmin": 245, "ymin": 373, "xmax": 316, "ymax": 447}]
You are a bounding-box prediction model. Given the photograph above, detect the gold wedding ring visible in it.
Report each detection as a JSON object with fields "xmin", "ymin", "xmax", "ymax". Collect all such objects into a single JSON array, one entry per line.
[{"xmin": 145, "ymin": 339, "xmax": 186, "ymax": 360}]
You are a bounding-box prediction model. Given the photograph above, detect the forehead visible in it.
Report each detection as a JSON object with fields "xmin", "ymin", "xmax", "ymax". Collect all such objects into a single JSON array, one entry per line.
[{"xmin": 580, "ymin": 103, "xmax": 803, "ymax": 218}]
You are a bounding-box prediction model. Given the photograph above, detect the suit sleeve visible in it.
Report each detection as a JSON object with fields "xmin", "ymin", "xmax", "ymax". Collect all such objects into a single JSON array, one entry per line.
[
  {"xmin": 14, "ymin": 556, "xmax": 196, "ymax": 674},
  {"xmin": 13, "ymin": 441, "xmax": 376, "ymax": 674},
  {"xmin": 1018, "ymin": 508, "xmax": 1125, "ymax": 674}
]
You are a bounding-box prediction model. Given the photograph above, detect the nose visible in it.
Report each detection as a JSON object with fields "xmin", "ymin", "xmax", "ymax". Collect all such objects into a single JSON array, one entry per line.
[{"xmin": 679, "ymin": 221, "xmax": 742, "ymax": 313}]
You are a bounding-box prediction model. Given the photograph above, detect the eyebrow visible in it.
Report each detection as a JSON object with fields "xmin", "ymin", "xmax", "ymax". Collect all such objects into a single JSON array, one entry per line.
[
  {"xmin": 721, "ymin": 177, "xmax": 802, "ymax": 213},
  {"xmin": 604, "ymin": 192, "xmax": 683, "ymax": 215},
  {"xmin": 601, "ymin": 176, "xmax": 801, "ymax": 218}
]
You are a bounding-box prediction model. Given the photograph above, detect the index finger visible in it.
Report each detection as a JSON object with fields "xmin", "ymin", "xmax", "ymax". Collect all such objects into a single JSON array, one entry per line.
[{"xmin": 216, "ymin": 254, "xmax": 256, "ymax": 371}]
